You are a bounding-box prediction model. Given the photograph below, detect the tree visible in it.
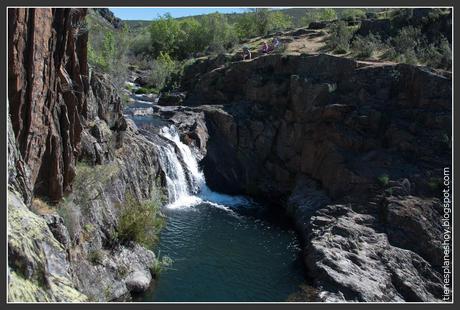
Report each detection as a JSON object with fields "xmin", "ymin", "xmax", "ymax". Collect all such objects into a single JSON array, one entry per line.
[
  {"xmin": 235, "ymin": 9, "xmax": 293, "ymax": 38},
  {"xmin": 199, "ymin": 13, "xmax": 238, "ymax": 53},
  {"xmin": 149, "ymin": 52, "xmax": 177, "ymax": 90},
  {"xmin": 149, "ymin": 13, "xmax": 181, "ymax": 57},
  {"xmin": 176, "ymin": 18, "xmax": 204, "ymax": 58},
  {"xmin": 339, "ymin": 8, "xmax": 366, "ymax": 20},
  {"xmin": 300, "ymin": 8, "xmax": 338, "ymax": 26},
  {"xmin": 253, "ymin": 8, "xmax": 271, "ymax": 36},
  {"xmin": 235, "ymin": 12, "xmax": 256, "ymax": 38},
  {"xmin": 268, "ymin": 11, "xmax": 293, "ymax": 32}
]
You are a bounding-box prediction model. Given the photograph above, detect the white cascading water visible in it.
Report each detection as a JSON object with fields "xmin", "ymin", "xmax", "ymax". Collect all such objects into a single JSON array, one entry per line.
[
  {"xmin": 159, "ymin": 126, "xmax": 205, "ymax": 194},
  {"xmin": 156, "ymin": 125, "xmax": 247, "ymax": 210}
]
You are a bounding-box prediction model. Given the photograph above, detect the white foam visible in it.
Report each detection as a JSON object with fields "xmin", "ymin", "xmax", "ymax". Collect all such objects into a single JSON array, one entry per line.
[
  {"xmin": 199, "ymin": 185, "xmax": 249, "ymax": 207},
  {"xmin": 166, "ymin": 195, "xmax": 203, "ymax": 210}
]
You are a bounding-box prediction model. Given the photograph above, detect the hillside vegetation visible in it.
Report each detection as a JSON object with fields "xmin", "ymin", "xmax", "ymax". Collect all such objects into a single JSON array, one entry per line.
[{"xmin": 87, "ymin": 8, "xmax": 452, "ymax": 96}]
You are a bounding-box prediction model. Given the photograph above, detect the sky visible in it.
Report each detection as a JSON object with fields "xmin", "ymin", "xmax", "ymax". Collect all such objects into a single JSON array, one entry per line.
[{"xmin": 110, "ymin": 8, "xmax": 250, "ymax": 20}]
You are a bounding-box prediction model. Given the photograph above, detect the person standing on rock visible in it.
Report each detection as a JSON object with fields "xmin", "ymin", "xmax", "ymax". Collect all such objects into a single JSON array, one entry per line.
[
  {"xmin": 272, "ymin": 37, "xmax": 281, "ymax": 50},
  {"xmin": 261, "ymin": 41, "xmax": 269, "ymax": 54},
  {"xmin": 242, "ymin": 46, "xmax": 251, "ymax": 60}
]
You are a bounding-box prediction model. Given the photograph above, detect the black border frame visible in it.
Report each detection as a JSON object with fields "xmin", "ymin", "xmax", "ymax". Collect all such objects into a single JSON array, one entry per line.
[{"xmin": 1, "ymin": 1, "xmax": 457, "ymax": 309}]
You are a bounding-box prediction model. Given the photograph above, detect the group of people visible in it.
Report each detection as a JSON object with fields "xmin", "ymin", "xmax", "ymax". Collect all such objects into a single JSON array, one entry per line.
[{"xmin": 242, "ymin": 37, "xmax": 281, "ymax": 60}]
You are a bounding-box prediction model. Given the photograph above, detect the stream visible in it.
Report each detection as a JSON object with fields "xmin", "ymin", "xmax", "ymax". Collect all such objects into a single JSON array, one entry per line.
[{"xmin": 126, "ymin": 87, "xmax": 305, "ymax": 302}]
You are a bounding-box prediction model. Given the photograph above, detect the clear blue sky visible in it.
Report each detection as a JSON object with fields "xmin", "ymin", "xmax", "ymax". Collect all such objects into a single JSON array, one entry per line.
[{"xmin": 110, "ymin": 8, "xmax": 251, "ymax": 20}]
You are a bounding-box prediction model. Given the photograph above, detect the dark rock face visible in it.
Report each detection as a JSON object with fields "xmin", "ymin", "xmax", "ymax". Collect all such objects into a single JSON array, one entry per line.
[
  {"xmin": 180, "ymin": 53, "xmax": 451, "ymax": 301},
  {"xmin": 308, "ymin": 21, "xmax": 329, "ymax": 29},
  {"xmin": 89, "ymin": 71, "xmax": 127, "ymax": 131},
  {"xmin": 8, "ymin": 8, "xmax": 89, "ymax": 201},
  {"xmin": 158, "ymin": 92, "xmax": 186, "ymax": 106},
  {"xmin": 181, "ymin": 54, "xmax": 235, "ymax": 93},
  {"xmin": 186, "ymin": 54, "xmax": 451, "ymax": 202},
  {"xmin": 80, "ymin": 71, "xmax": 127, "ymax": 165}
]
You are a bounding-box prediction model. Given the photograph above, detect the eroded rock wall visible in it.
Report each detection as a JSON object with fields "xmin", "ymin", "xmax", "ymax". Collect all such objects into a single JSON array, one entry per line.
[{"xmin": 8, "ymin": 8, "xmax": 89, "ymax": 201}]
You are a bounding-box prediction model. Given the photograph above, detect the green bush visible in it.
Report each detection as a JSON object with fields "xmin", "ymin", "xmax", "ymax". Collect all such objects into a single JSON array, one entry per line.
[
  {"xmin": 88, "ymin": 249, "xmax": 105, "ymax": 265},
  {"xmin": 418, "ymin": 37, "xmax": 452, "ymax": 69},
  {"xmin": 396, "ymin": 49, "xmax": 419, "ymax": 65},
  {"xmin": 326, "ymin": 21, "xmax": 354, "ymax": 53},
  {"xmin": 149, "ymin": 52, "xmax": 178, "ymax": 91},
  {"xmin": 130, "ymin": 30, "xmax": 153, "ymax": 56},
  {"xmin": 339, "ymin": 8, "xmax": 366, "ymax": 21},
  {"xmin": 116, "ymin": 193, "xmax": 165, "ymax": 248},
  {"xmin": 385, "ymin": 28, "xmax": 452, "ymax": 69},
  {"xmin": 192, "ymin": 13, "xmax": 238, "ymax": 55},
  {"xmin": 134, "ymin": 86, "xmax": 159, "ymax": 95},
  {"xmin": 392, "ymin": 26, "xmax": 422, "ymax": 54},
  {"xmin": 352, "ymin": 33, "xmax": 384, "ymax": 58},
  {"xmin": 437, "ymin": 37, "xmax": 452, "ymax": 69},
  {"xmin": 87, "ymin": 12, "xmax": 130, "ymax": 88},
  {"xmin": 149, "ymin": 254, "xmax": 173, "ymax": 278},
  {"xmin": 146, "ymin": 13, "xmax": 239, "ymax": 59},
  {"xmin": 300, "ymin": 8, "xmax": 337, "ymax": 26}
]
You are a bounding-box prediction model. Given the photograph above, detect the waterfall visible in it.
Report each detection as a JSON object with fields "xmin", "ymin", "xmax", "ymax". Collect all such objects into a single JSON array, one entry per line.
[
  {"xmin": 159, "ymin": 126, "xmax": 205, "ymax": 194},
  {"xmin": 155, "ymin": 124, "xmax": 248, "ymax": 209}
]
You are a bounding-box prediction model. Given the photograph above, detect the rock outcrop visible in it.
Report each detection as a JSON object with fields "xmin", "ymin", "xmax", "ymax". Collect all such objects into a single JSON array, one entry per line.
[
  {"xmin": 306, "ymin": 202, "xmax": 443, "ymax": 302},
  {"xmin": 185, "ymin": 54, "xmax": 451, "ymax": 201},
  {"xmin": 179, "ymin": 53, "xmax": 451, "ymax": 301},
  {"xmin": 93, "ymin": 8, "xmax": 123, "ymax": 29}
]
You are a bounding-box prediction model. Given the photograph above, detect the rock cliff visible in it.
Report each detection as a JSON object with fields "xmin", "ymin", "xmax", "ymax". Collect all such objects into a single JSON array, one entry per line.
[
  {"xmin": 179, "ymin": 53, "xmax": 451, "ymax": 301},
  {"xmin": 7, "ymin": 8, "xmax": 163, "ymax": 302},
  {"xmin": 185, "ymin": 54, "xmax": 450, "ymax": 201},
  {"xmin": 8, "ymin": 8, "xmax": 89, "ymax": 201}
]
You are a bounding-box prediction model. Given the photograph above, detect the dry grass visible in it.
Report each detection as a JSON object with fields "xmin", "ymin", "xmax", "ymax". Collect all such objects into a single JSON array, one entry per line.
[{"xmin": 31, "ymin": 198, "xmax": 55, "ymax": 215}]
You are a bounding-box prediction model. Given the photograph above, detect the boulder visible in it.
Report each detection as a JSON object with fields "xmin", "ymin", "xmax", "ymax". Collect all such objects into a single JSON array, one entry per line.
[{"xmin": 125, "ymin": 271, "xmax": 152, "ymax": 293}]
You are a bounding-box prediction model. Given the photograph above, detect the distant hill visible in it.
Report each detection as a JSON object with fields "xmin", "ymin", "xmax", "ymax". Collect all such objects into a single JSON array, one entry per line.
[
  {"xmin": 124, "ymin": 20, "xmax": 151, "ymax": 31},
  {"xmin": 121, "ymin": 8, "xmax": 388, "ymax": 31}
]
